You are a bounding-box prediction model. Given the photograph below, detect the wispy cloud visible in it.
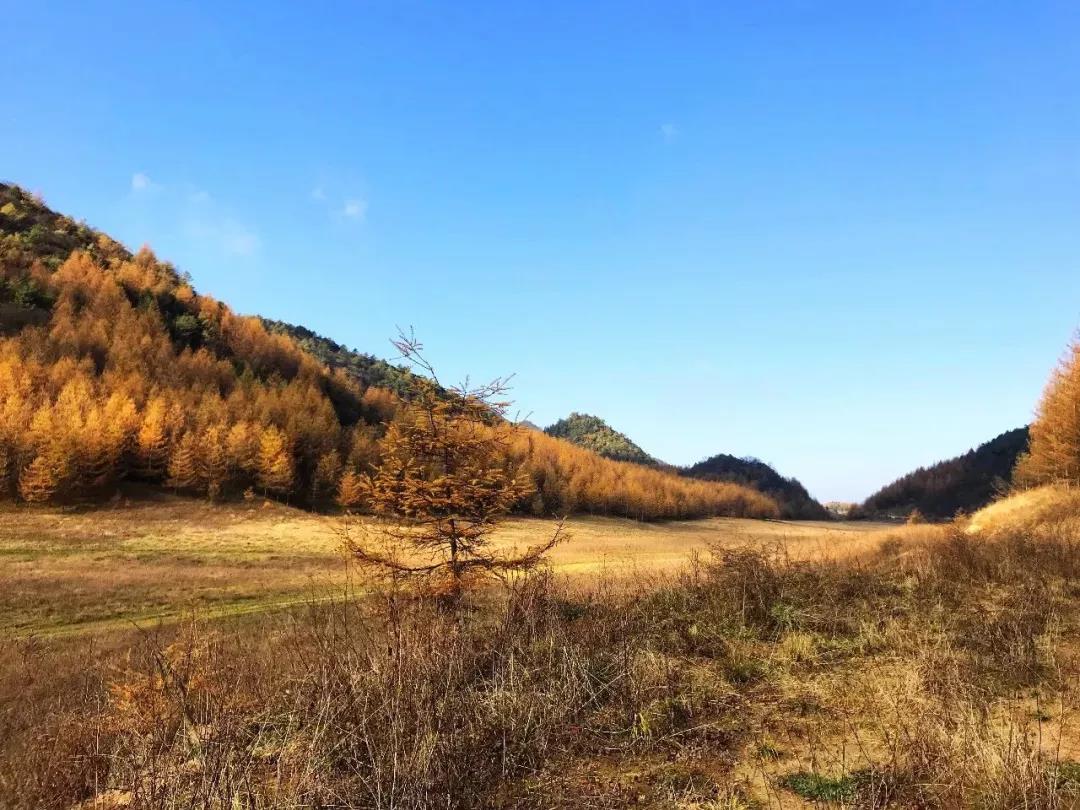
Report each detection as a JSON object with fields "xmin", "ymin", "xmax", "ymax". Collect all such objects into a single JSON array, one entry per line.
[
  {"xmin": 131, "ymin": 172, "xmax": 159, "ymax": 193},
  {"xmin": 127, "ymin": 172, "xmax": 260, "ymax": 259},
  {"xmin": 660, "ymin": 123, "xmax": 679, "ymax": 143},
  {"xmin": 310, "ymin": 178, "xmax": 369, "ymax": 224},
  {"xmin": 185, "ymin": 217, "xmax": 261, "ymax": 257},
  {"xmin": 222, "ymin": 225, "xmax": 260, "ymax": 256},
  {"xmin": 342, "ymin": 198, "xmax": 368, "ymax": 221}
]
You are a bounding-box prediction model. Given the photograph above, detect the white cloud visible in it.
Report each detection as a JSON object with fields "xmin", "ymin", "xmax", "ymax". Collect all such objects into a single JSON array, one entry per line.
[
  {"xmin": 131, "ymin": 172, "xmax": 157, "ymax": 192},
  {"xmin": 185, "ymin": 218, "xmax": 261, "ymax": 258},
  {"xmin": 310, "ymin": 185, "xmax": 327, "ymax": 202},
  {"xmin": 342, "ymin": 198, "xmax": 368, "ymax": 221},
  {"xmin": 223, "ymin": 224, "xmax": 260, "ymax": 256},
  {"xmin": 127, "ymin": 173, "xmax": 259, "ymax": 259},
  {"xmin": 660, "ymin": 123, "xmax": 679, "ymax": 142}
]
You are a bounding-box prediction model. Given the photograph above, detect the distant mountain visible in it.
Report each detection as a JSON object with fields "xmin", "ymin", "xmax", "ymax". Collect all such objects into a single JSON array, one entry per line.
[
  {"xmin": 682, "ymin": 454, "xmax": 829, "ymax": 520},
  {"xmin": 859, "ymin": 427, "xmax": 1029, "ymax": 520},
  {"xmin": 544, "ymin": 413, "xmax": 656, "ymax": 465}
]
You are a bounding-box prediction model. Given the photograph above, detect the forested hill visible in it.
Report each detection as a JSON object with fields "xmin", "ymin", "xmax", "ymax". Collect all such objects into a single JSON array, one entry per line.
[
  {"xmin": 544, "ymin": 413, "xmax": 656, "ymax": 465},
  {"xmin": 682, "ymin": 454, "xmax": 830, "ymax": 520},
  {"xmin": 541, "ymin": 413, "xmax": 831, "ymax": 519},
  {"xmin": 261, "ymin": 320, "xmax": 417, "ymax": 396},
  {"xmin": 859, "ymin": 427, "xmax": 1029, "ymax": 519},
  {"xmin": 0, "ymin": 182, "xmax": 778, "ymax": 520}
]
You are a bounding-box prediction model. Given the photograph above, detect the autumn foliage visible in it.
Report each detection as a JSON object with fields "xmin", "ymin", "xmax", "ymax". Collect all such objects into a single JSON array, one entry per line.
[
  {"xmin": 0, "ymin": 183, "xmax": 777, "ymax": 520},
  {"xmin": 1015, "ymin": 337, "xmax": 1080, "ymax": 488},
  {"xmin": 346, "ymin": 335, "xmax": 563, "ymax": 600},
  {"xmin": 0, "ymin": 246, "xmax": 379, "ymax": 507}
]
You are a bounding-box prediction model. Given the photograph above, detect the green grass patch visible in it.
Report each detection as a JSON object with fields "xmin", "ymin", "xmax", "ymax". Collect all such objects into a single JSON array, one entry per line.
[
  {"xmin": 1055, "ymin": 760, "xmax": 1080, "ymax": 787},
  {"xmin": 779, "ymin": 770, "xmax": 859, "ymax": 802}
]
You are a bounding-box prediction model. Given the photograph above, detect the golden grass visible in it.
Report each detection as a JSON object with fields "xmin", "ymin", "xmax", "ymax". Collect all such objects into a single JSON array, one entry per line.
[
  {"xmin": 968, "ymin": 483, "xmax": 1080, "ymax": 540},
  {"xmin": 4, "ymin": 500, "xmax": 1080, "ymax": 809},
  {"xmin": 0, "ymin": 495, "xmax": 904, "ymax": 637}
]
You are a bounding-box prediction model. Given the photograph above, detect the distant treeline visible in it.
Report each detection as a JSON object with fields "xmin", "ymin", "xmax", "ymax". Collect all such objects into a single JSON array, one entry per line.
[
  {"xmin": 858, "ymin": 428, "xmax": 1029, "ymax": 520},
  {"xmin": 682, "ymin": 454, "xmax": 830, "ymax": 520}
]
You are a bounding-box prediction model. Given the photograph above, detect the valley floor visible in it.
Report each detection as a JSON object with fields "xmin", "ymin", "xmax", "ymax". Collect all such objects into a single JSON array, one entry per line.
[
  {"xmin": 4, "ymin": 488, "xmax": 1080, "ymax": 808},
  {"xmin": 1, "ymin": 495, "xmax": 895, "ymax": 637}
]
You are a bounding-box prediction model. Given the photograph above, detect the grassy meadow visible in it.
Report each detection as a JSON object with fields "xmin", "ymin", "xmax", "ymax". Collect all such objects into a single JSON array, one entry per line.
[
  {"xmin": 8, "ymin": 491, "xmax": 1080, "ymax": 807},
  {"xmin": 0, "ymin": 494, "xmax": 893, "ymax": 638}
]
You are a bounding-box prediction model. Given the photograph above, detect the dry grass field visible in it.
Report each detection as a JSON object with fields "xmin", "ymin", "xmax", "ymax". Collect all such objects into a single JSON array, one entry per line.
[
  {"xmin": 6, "ymin": 492, "xmax": 1080, "ymax": 808},
  {"xmin": 0, "ymin": 494, "xmax": 898, "ymax": 638}
]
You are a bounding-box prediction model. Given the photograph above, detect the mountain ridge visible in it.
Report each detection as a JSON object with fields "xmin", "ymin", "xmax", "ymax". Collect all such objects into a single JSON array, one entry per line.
[
  {"xmin": 542, "ymin": 411, "xmax": 829, "ymax": 519},
  {"xmin": 859, "ymin": 427, "xmax": 1029, "ymax": 519}
]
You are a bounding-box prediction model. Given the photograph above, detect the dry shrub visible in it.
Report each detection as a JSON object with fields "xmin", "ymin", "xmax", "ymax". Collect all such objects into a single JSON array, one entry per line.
[
  {"xmin": 865, "ymin": 642, "xmax": 1072, "ymax": 809},
  {"xmin": 0, "ymin": 637, "xmax": 111, "ymax": 810},
  {"xmin": 282, "ymin": 582, "xmax": 596, "ymax": 807},
  {"xmin": 30, "ymin": 575, "xmax": 623, "ymax": 810},
  {"xmin": 101, "ymin": 622, "xmax": 271, "ymax": 809}
]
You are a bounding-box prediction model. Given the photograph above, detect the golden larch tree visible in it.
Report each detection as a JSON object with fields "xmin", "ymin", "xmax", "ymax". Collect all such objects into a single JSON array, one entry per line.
[
  {"xmin": 202, "ymin": 424, "xmax": 231, "ymax": 500},
  {"xmin": 167, "ymin": 432, "xmax": 202, "ymax": 492},
  {"xmin": 19, "ymin": 446, "xmax": 69, "ymax": 503},
  {"xmin": 137, "ymin": 397, "xmax": 174, "ymax": 480},
  {"xmin": 1016, "ymin": 338, "xmax": 1080, "ymax": 487},
  {"xmin": 337, "ymin": 470, "xmax": 365, "ymax": 509},
  {"xmin": 0, "ymin": 440, "xmax": 11, "ymax": 498},
  {"xmin": 257, "ymin": 425, "xmax": 294, "ymax": 497},
  {"xmin": 345, "ymin": 333, "xmax": 564, "ymax": 603},
  {"xmin": 313, "ymin": 449, "xmax": 342, "ymax": 504}
]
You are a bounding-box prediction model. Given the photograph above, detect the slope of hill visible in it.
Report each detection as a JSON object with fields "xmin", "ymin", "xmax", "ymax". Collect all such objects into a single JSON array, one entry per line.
[
  {"xmin": 0, "ymin": 183, "xmax": 776, "ymax": 520},
  {"xmin": 860, "ymin": 427, "xmax": 1029, "ymax": 519},
  {"xmin": 544, "ymin": 413, "xmax": 655, "ymax": 465},
  {"xmin": 262, "ymin": 319, "xmax": 417, "ymax": 395},
  {"xmin": 682, "ymin": 454, "xmax": 829, "ymax": 520}
]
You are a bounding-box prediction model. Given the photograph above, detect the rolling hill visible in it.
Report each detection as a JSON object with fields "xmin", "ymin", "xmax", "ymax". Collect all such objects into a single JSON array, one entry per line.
[
  {"xmin": 544, "ymin": 413, "xmax": 656, "ymax": 465},
  {"xmin": 682, "ymin": 454, "xmax": 830, "ymax": 520},
  {"xmin": 543, "ymin": 412, "xmax": 829, "ymax": 520},
  {"xmin": 0, "ymin": 182, "xmax": 776, "ymax": 520},
  {"xmin": 859, "ymin": 427, "xmax": 1029, "ymax": 519}
]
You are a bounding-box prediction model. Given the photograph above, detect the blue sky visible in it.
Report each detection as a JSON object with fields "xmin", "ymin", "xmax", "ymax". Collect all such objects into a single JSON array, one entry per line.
[{"xmin": 5, "ymin": 1, "xmax": 1080, "ymax": 501}]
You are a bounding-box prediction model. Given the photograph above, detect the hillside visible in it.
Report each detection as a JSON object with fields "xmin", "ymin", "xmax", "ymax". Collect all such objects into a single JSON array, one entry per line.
[
  {"xmin": 262, "ymin": 319, "xmax": 417, "ymax": 395},
  {"xmin": 0, "ymin": 183, "xmax": 776, "ymax": 520},
  {"xmin": 682, "ymin": 454, "xmax": 830, "ymax": 520},
  {"xmin": 860, "ymin": 426, "xmax": 1029, "ymax": 519},
  {"xmin": 544, "ymin": 412, "xmax": 656, "ymax": 465}
]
